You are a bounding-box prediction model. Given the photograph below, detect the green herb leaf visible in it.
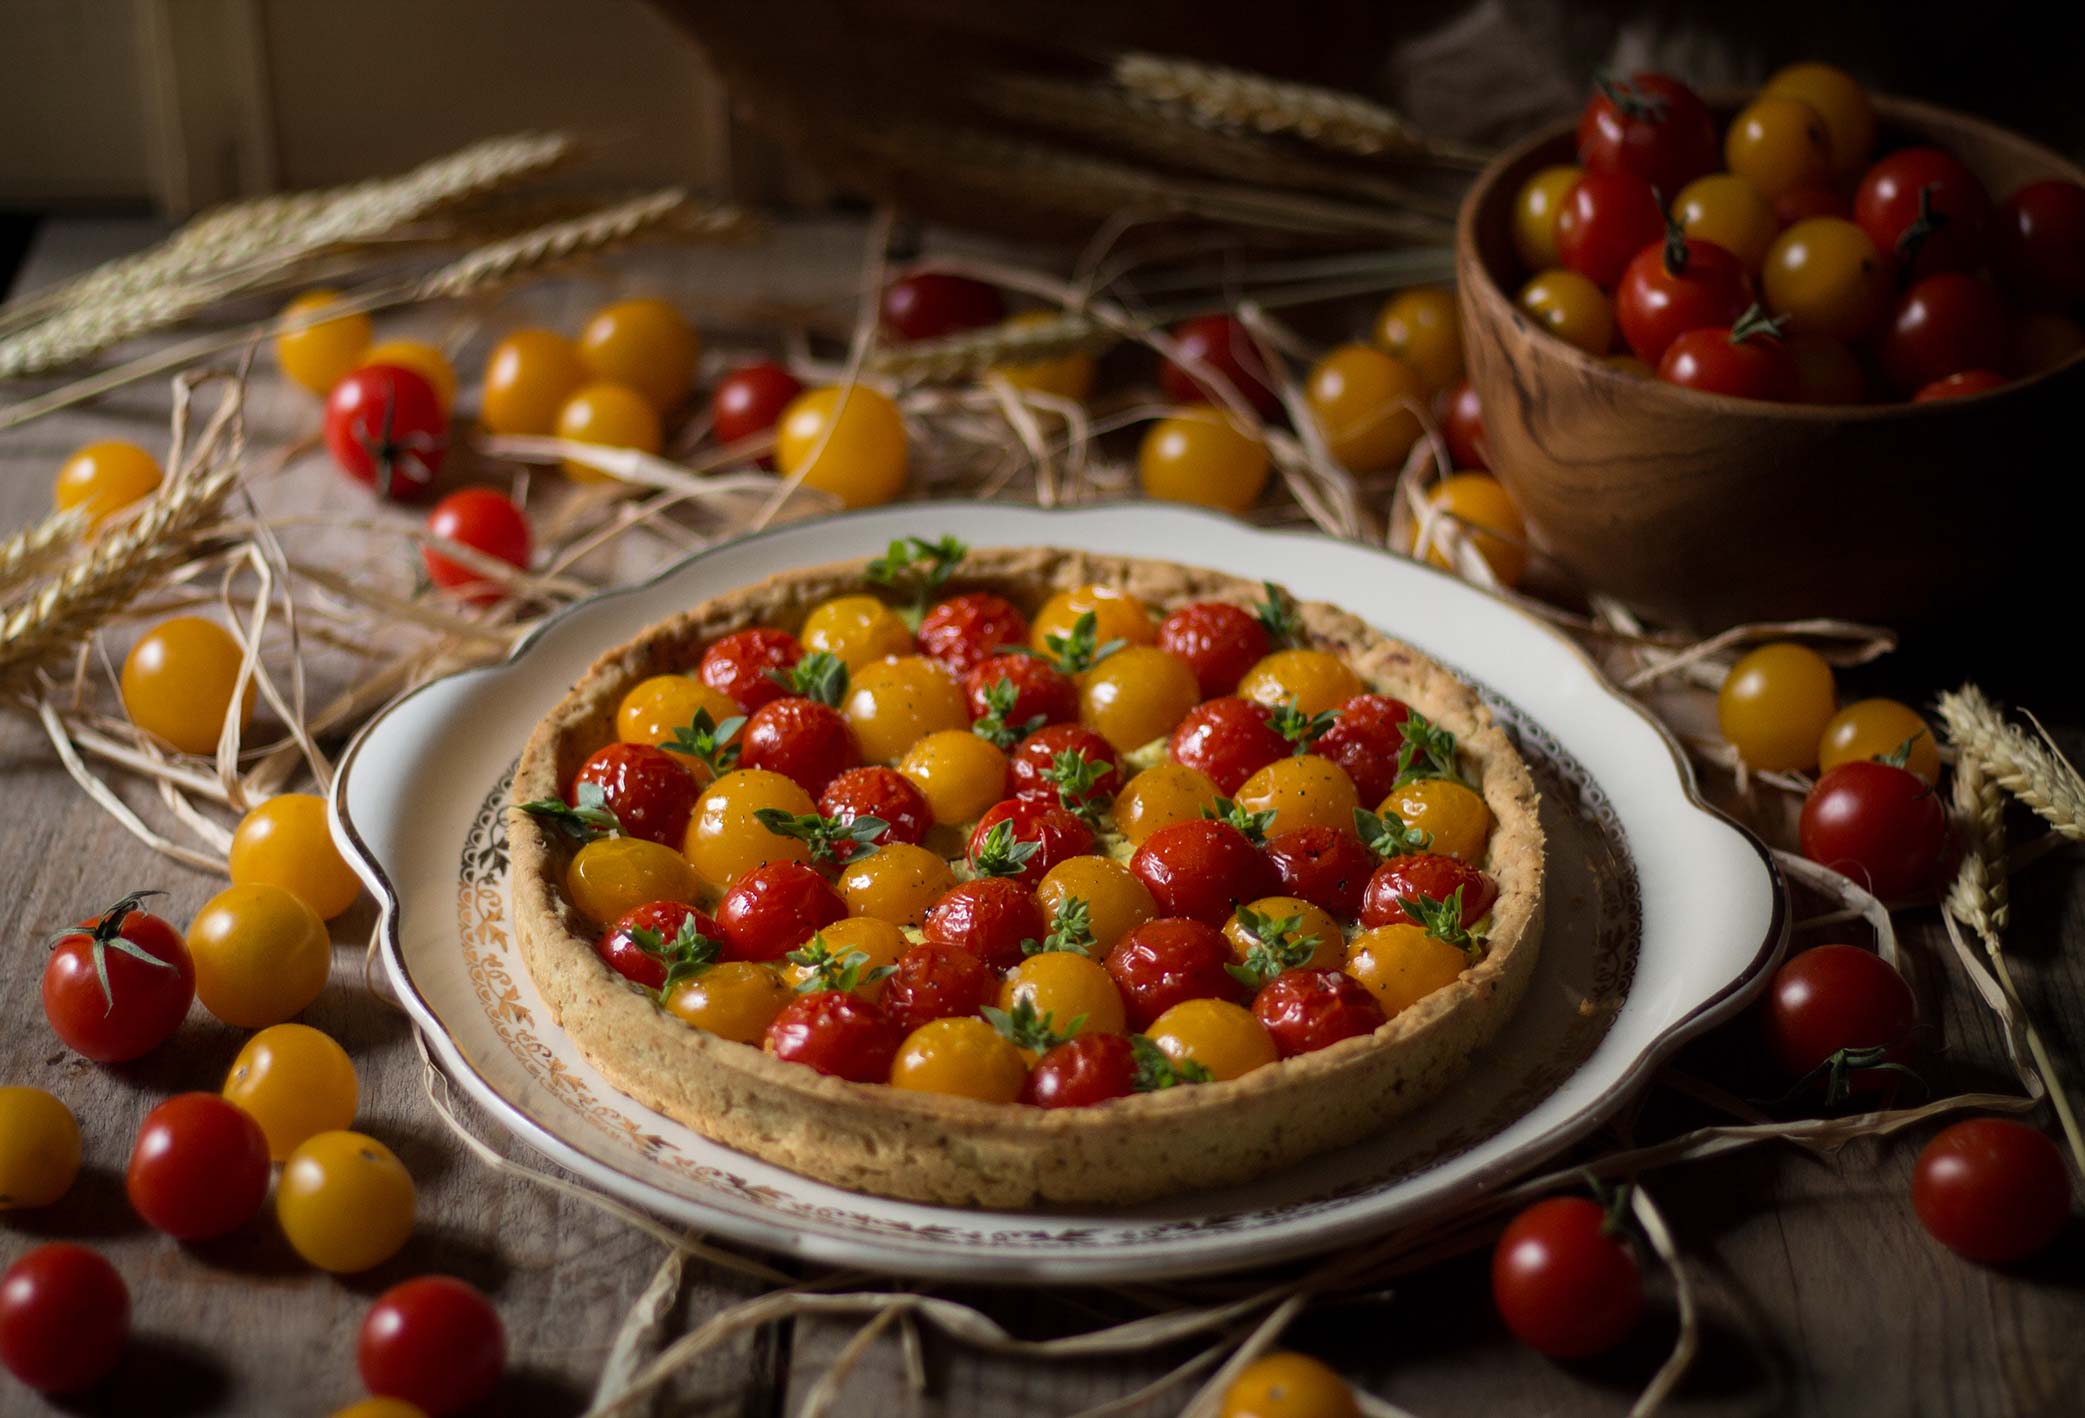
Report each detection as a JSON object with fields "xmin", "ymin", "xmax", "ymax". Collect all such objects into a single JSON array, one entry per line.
[
  {"xmin": 1131, "ymin": 1034, "xmax": 1213, "ymax": 1090},
  {"xmin": 1254, "ymin": 581, "xmax": 1301, "ymax": 647},
  {"xmin": 971, "ymin": 676, "xmax": 1047, "ymax": 750},
  {"xmin": 663, "ymin": 707, "xmax": 746, "ymax": 775},
  {"xmin": 636, "ymin": 915, "xmax": 725, "ymax": 996},
  {"xmin": 519, "ymin": 781, "xmax": 621, "ymax": 843},
  {"xmin": 968, "ymin": 818, "xmax": 1042, "ymax": 879},
  {"xmin": 1222, "ymin": 904, "xmax": 1324, "ymax": 988},
  {"xmin": 767, "ymin": 650, "xmax": 849, "ymax": 707},
  {"xmin": 1269, "ymin": 697, "xmax": 1339, "ymax": 751},
  {"xmin": 784, "ymin": 935, "xmax": 895, "ymax": 995},
  {"xmin": 1042, "ymin": 610, "xmax": 1127, "ymax": 676},
  {"xmin": 1353, "ymin": 806, "xmax": 1432, "ymax": 860},
  {"xmin": 1043, "ymin": 747, "xmax": 1115, "ymax": 826},
  {"xmin": 1022, "ymin": 896, "xmax": 1096, "ymax": 957},
  {"xmin": 753, "ymin": 809, "xmax": 888, "ymax": 863},
  {"xmin": 982, "ymin": 996, "xmax": 1084, "ymax": 1053},
  {"xmin": 1390, "ymin": 710, "xmax": 1466, "ymax": 789},
  {"xmin": 1398, "ymin": 886, "xmax": 1486, "ymax": 959},
  {"xmin": 866, "ymin": 534, "xmax": 968, "ymax": 615},
  {"xmin": 1202, "ymin": 795, "xmax": 1277, "ymax": 847}
]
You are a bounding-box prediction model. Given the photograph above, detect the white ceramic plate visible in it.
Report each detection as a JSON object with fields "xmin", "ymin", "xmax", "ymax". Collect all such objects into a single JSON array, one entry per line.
[{"xmin": 332, "ymin": 503, "xmax": 1784, "ymax": 1283}]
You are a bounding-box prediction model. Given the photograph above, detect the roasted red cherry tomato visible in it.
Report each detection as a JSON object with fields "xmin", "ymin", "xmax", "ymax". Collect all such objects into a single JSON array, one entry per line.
[
  {"xmin": 1994, "ymin": 180, "xmax": 2085, "ymax": 308},
  {"xmin": 125, "ymin": 1092, "xmax": 271, "ymax": 1240},
  {"xmin": 43, "ymin": 892, "xmax": 195, "ymax": 1063},
  {"xmin": 1132, "ymin": 819, "xmax": 1276, "ymax": 925},
  {"xmin": 1007, "ymin": 723, "xmax": 1120, "ymax": 800},
  {"xmin": 324, "ymin": 364, "xmax": 446, "ymax": 502},
  {"xmin": 1912, "ymin": 1119, "xmax": 2071, "ymax": 1264},
  {"xmin": 917, "ymin": 592, "xmax": 1029, "ymax": 675},
  {"xmin": 597, "ymin": 900, "xmax": 720, "ymax": 989},
  {"xmin": 1253, "ymin": 968, "xmax": 1386, "ymax": 1057},
  {"xmin": 1762, "ymin": 943, "xmax": 1915, "ymax": 1097},
  {"xmin": 1170, "ymin": 696, "xmax": 1287, "ymax": 794},
  {"xmin": 819, "ymin": 765, "xmax": 930, "ymax": 847},
  {"xmin": 1105, "ymin": 917, "xmax": 1246, "ymax": 1029},
  {"xmin": 572, "ymin": 742, "xmax": 699, "ymax": 847},
  {"xmin": 698, "ymin": 627, "xmax": 803, "ymax": 713},
  {"xmin": 1854, "ymin": 146, "xmax": 1992, "ymax": 281},
  {"xmin": 1877, "ymin": 272, "xmax": 2008, "ymax": 397},
  {"xmin": 1913, "ymin": 370, "xmax": 2008, "ymax": 401},
  {"xmin": 359, "ymin": 1275, "xmax": 506, "ymax": 1415},
  {"xmin": 1312, "ymin": 694, "xmax": 1412, "ymax": 805},
  {"xmin": 710, "ymin": 360, "xmax": 803, "ymax": 453},
  {"xmin": 1159, "ymin": 313, "xmax": 1280, "ymax": 415},
  {"xmin": 1799, "ymin": 760, "xmax": 1948, "ymax": 901},
  {"xmin": 1576, "ymin": 72, "xmax": 1718, "ymax": 197},
  {"xmin": 1615, "ymin": 230, "xmax": 1754, "ymax": 366},
  {"xmin": 715, "ymin": 861, "xmax": 848, "ymax": 962},
  {"xmin": 764, "ymin": 990, "xmax": 902, "ymax": 1081},
  {"xmin": 1360, "ymin": 854, "xmax": 1499, "ymax": 930},
  {"xmin": 880, "ymin": 272, "xmax": 1005, "ymax": 342},
  {"xmin": 1555, "ymin": 171, "xmax": 1665, "ymax": 289},
  {"xmin": 1157, "ymin": 601, "xmax": 1273, "ymax": 699},
  {"xmin": 1657, "ymin": 308, "xmax": 1794, "ymax": 401},
  {"xmin": 881, "ymin": 941, "xmax": 998, "ymax": 1035},
  {"xmin": 1265, "ymin": 826, "xmax": 1377, "ymax": 919},
  {"xmin": 0, "ymin": 1243, "xmax": 129, "ymax": 1394},
  {"xmin": 965, "ymin": 653, "xmax": 1078, "ymax": 729},
  {"xmin": 739, "ymin": 697, "xmax": 859, "ymax": 797},
  {"xmin": 921, "ymin": 878, "xmax": 1048, "ymax": 972},
  {"xmin": 1437, "ymin": 379, "xmax": 1489, "ymax": 471},
  {"xmin": 1023, "ymin": 1032, "xmax": 1139, "ymax": 1108},
  {"xmin": 1492, "ymin": 1195, "xmax": 1643, "ymax": 1358},
  {"xmin": 423, "ymin": 488, "xmax": 530, "ymax": 603},
  {"xmin": 969, "ymin": 798, "xmax": 1095, "ymax": 884}
]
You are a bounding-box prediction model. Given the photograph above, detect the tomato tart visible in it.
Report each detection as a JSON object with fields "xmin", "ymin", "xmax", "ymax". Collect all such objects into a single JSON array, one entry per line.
[{"xmin": 508, "ymin": 540, "xmax": 1544, "ymax": 1207}]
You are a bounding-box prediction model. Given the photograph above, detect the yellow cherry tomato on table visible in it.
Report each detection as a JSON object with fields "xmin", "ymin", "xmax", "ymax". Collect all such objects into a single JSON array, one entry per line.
[
  {"xmin": 1818, "ymin": 698, "xmax": 1941, "ymax": 784},
  {"xmin": 1137, "ymin": 411, "xmax": 1270, "ymax": 513},
  {"xmin": 223, "ymin": 1023, "xmax": 358, "ymax": 1161},
  {"xmin": 1304, "ymin": 344, "xmax": 1424, "ymax": 473},
  {"xmin": 1037, "ymin": 855, "xmax": 1156, "ymax": 951},
  {"xmin": 276, "ymin": 1130, "xmax": 415, "ymax": 1273},
  {"xmin": 228, "ymin": 792, "xmax": 361, "ymax": 920},
  {"xmin": 1763, "ymin": 62, "xmax": 1875, "ymax": 175},
  {"xmin": 617, "ymin": 674, "xmax": 741, "ymax": 778},
  {"xmin": 331, "ymin": 1401, "xmax": 427, "ymax": 1418},
  {"xmin": 1148, "ymin": 998, "xmax": 1277, "ymax": 1081},
  {"xmin": 185, "ymin": 883, "xmax": 331, "ymax": 1028},
  {"xmin": 1724, "ymin": 95, "xmax": 1834, "ymax": 200},
  {"xmin": 1345, "ymin": 922, "xmax": 1468, "ymax": 1015},
  {"xmin": 1220, "ymin": 1350, "xmax": 1361, "ymax": 1418},
  {"xmin": 481, "ymin": 327, "xmax": 586, "ymax": 436},
  {"xmin": 898, "ymin": 729, "xmax": 1009, "ymax": 825},
  {"xmin": 0, "ymin": 1086, "xmax": 81, "ymax": 1210},
  {"xmin": 665, "ymin": 961, "xmax": 791, "ymax": 1043},
  {"xmin": 682, "ymin": 768, "xmax": 817, "ymax": 887},
  {"xmin": 1410, "ymin": 472, "xmax": 1528, "ymax": 588},
  {"xmin": 1112, "ymin": 761, "xmax": 1222, "ymax": 846},
  {"xmin": 988, "ymin": 311, "xmax": 1096, "ymax": 400},
  {"xmin": 120, "ymin": 615, "xmax": 256, "ymax": 756},
  {"xmin": 1235, "ymin": 756, "xmax": 1360, "ymax": 838},
  {"xmin": 836, "ymin": 844, "xmax": 957, "ymax": 929},
  {"xmin": 53, "ymin": 440, "xmax": 160, "ymax": 526},
  {"xmin": 783, "ymin": 916, "xmax": 909, "ymax": 1000},
  {"xmin": 1717, "ymin": 641, "xmax": 1837, "ymax": 773},
  {"xmin": 569, "ymin": 835, "xmax": 703, "ymax": 924},
  {"xmin": 1763, "ymin": 218, "xmax": 1891, "ymax": 343},
  {"xmin": 1002, "ymin": 951, "xmax": 1127, "ymax": 1040},
  {"xmin": 801, "ymin": 594, "xmax": 914, "ymax": 671},
  {"xmin": 889, "ymin": 1017, "xmax": 1027, "ymax": 1102},
  {"xmin": 1081, "ymin": 645, "xmax": 1202, "ymax": 753},
  {"xmin": 1223, "ymin": 896, "xmax": 1345, "ymax": 974},
  {"xmin": 1512, "ymin": 165, "xmax": 1583, "ymax": 273},
  {"xmin": 555, "ymin": 381, "xmax": 662, "ymax": 483},
  {"xmin": 1672, "ymin": 174, "xmax": 1780, "ymax": 274},
  {"xmin": 1382, "ymin": 778, "xmax": 1493, "ymax": 862},
  {"xmin": 1518, "ymin": 270, "xmax": 1613, "ymax": 356},
  {"xmin": 775, "ymin": 385, "xmax": 909, "ymax": 509},
  {"xmin": 1031, "ymin": 584, "xmax": 1157, "ymax": 655},
  {"xmin": 1371, "ymin": 287, "xmax": 1464, "ymax": 394},
  {"xmin": 843, "ymin": 656, "xmax": 968, "ymax": 764},
  {"xmin": 363, "ymin": 339, "xmax": 458, "ymax": 413},
  {"xmin": 1237, "ymin": 649, "xmax": 1363, "ymax": 719},
  {"xmin": 577, "ymin": 297, "xmax": 699, "ymax": 411},
  {"xmin": 275, "ymin": 289, "xmax": 372, "ymax": 396}
]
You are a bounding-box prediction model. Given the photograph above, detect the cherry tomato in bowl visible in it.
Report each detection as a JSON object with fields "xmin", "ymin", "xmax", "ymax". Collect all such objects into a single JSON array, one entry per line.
[
  {"xmin": 1554, "ymin": 171, "xmax": 1664, "ymax": 289},
  {"xmin": 1877, "ymin": 273, "xmax": 2008, "ymax": 397},
  {"xmin": 43, "ymin": 891, "xmax": 194, "ymax": 1063},
  {"xmin": 1575, "ymin": 72, "xmax": 1717, "ymax": 197},
  {"xmin": 1993, "ymin": 179, "xmax": 2085, "ymax": 308},
  {"xmin": 1854, "ymin": 146, "xmax": 1992, "ymax": 281},
  {"xmin": 1615, "ymin": 230, "xmax": 1753, "ymax": 366},
  {"xmin": 1657, "ymin": 307, "xmax": 1794, "ymax": 402},
  {"xmin": 1914, "ymin": 370, "xmax": 2009, "ymax": 401},
  {"xmin": 324, "ymin": 364, "xmax": 447, "ymax": 502}
]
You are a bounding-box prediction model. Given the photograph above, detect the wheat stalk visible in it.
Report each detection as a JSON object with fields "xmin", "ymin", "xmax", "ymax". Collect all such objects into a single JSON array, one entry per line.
[
  {"xmin": 0, "ymin": 506, "xmax": 88, "ymax": 599},
  {"xmin": 1936, "ymin": 684, "xmax": 2085, "ymax": 841},
  {"xmin": 413, "ymin": 190, "xmax": 756, "ymax": 300},
  {"xmin": 1946, "ymin": 748, "xmax": 2011, "ymax": 943},
  {"xmin": 870, "ymin": 312, "xmax": 1117, "ymax": 381}
]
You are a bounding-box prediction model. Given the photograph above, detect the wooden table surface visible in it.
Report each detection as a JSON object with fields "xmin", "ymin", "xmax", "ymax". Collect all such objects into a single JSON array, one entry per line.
[{"xmin": 2, "ymin": 218, "xmax": 2081, "ymax": 1418}]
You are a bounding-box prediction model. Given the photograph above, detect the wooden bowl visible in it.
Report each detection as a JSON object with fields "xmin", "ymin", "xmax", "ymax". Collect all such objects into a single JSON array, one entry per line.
[{"xmin": 1456, "ymin": 95, "xmax": 2085, "ymax": 631}]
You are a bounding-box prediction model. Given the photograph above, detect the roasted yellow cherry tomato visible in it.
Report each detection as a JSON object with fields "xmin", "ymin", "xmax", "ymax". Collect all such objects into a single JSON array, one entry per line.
[
  {"xmin": 1763, "ymin": 218, "xmax": 1890, "ymax": 343},
  {"xmin": 843, "ymin": 656, "xmax": 968, "ymax": 764},
  {"xmin": 1818, "ymin": 698, "xmax": 1941, "ymax": 784},
  {"xmin": 1236, "ymin": 756, "xmax": 1360, "ymax": 838},
  {"xmin": 783, "ymin": 916, "xmax": 908, "ymax": 1000},
  {"xmin": 1114, "ymin": 762, "xmax": 1223, "ymax": 846},
  {"xmin": 1512, "ymin": 165, "xmax": 1583, "ymax": 272},
  {"xmin": 481, "ymin": 327, "xmax": 586, "ymax": 436},
  {"xmin": 1410, "ymin": 473, "xmax": 1527, "ymax": 588},
  {"xmin": 570, "ymin": 835, "xmax": 703, "ymax": 924},
  {"xmin": 120, "ymin": 615, "xmax": 256, "ymax": 756},
  {"xmin": 1219, "ymin": 1350, "xmax": 1361, "ymax": 1418},
  {"xmin": 1716, "ymin": 641, "xmax": 1837, "ymax": 773},
  {"xmin": 801, "ymin": 594, "xmax": 914, "ymax": 671},
  {"xmin": 275, "ymin": 289, "xmax": 371, "ymax": 395},
  {"xmin": 1031, "ymin": 585, "xmax": 1156, "ymax": 655},
  {"xmin": 1148, "ymin": 998, "xmax": 1277, "ymax": 1082},
  {"xmin": 1725, "ymin": 95, "xmax": 1834, "ymax": 200},
  {"xmin": 775, "ymin": 385, "xmax": 909, "ymax": 509},
  {"xmin": 1672, "ymin": 174, "xmax": 1780, "ymax": 274},
  {"xmin": 1238, "ymin": 649, "xmax": 1363, "ymax": 719},
  {"xmin": 276, "ymin": 1130, "xmax": 414, "ymax": 1273},
  {"xmin": 837, "ymin": 844, "xmax": 957, "ymax": 929},
  {"xmin": 1762, "ymin": 63, "xmax": 1875, "ymax": 174},
  {"xmin": 577, "ymin": 298, "xmax": 699, "ymax": 411},
  {"xmin": 1223, "ymin": 896, "xmax": 1345, "ymax": 974},
  {"xmin": 1381, "ymin": 779, "xmax": 1492, "ymax": 863},
  {"xmin": 1518, "ymin": 270, "xmax": 1614, "ymax": 355},
  {"xmin": 1037, "ymin": 855, "xmax": 1156, "ymax": 951},
  {"xmin": 1304, "ymin": 344, "xmax": 1424, "ymax": 472},
  {"xmin": 898, "ymin": 729, "xmax": 1009, "ymax": 825},
  {"xmin": 617, "ymin": 674, "xmax": 741, "ymax": 778},
  {"xmin": 556, "ymin": 381, "xmax": 662, "ymax": 483},
  {"xmin": 1001, "ymin": 951, "xmax": 1127, "ymax": 1044},
  {"xmin": 53, "ymin": 440, "xmax": 161, "ymax": 527},
  {"xmin": 185, "ymin": 883, "xmax": 331, "ymax": 1028},
  {"xmin": 0, "ymin": 1086, "xmax": 80, "ymax": 1210},
  {"xmin": 1345, "ymin": 923, "xmax": 1467, "ymax": 1015},
  {"xmin": 889, "ymin": 1017, "xmax": 1027, "ymax": 1102},
  {"xmin": 228, "ymin": 792, "xmax": 361, "ymax": 920},
  {"xmin": 363, "ymin": 339, "xmax": 458, "ymax": 413},
  {"xmin": 989, "ymin": 311, "xmax": 1096, "ymax": 400},
  {"xmin": 1371, "ymin": 287, "xmax": 1463, "ymax": 394},
  {"xmin": 682, "ymin": 768, "xmax": 816, "ymax": 886},
  {"xmin": 223, "ymin": 1023, "xmax": 358, "ymax": 1161},
  {"xmin": 1137, "ymin": 411, "xmax": 1270, "ymax": 513},
  {"xmin": 665, "ymin": 961, "xmax": 791, "ymax": 1043},
  {"xmin": 1081, "ymin": 646, "xmax": 1201, "ymax": 753}
]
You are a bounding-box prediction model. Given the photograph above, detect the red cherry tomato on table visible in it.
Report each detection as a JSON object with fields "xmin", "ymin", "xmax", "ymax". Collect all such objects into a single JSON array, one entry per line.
[
  {"xmin": 1994, "ymin": 180, "xmax": 2085, "ymax": 308},
  {"xmin": 1007, "ymin": 723, "xmax": 1120, "ymax": 801},
  {"xmin": 880, "ymin": 272, "xmax": 1005, "ymax": 342},
  {"xmin": 323, "ymin": 364, "xmax": 446, "ymax": 502},
  {"xmin": 0, "ymin": 1244, "xmax": 129, "ymax": 1394},
  {"xmin": 764, "ymin": 991, "xmax": 902, "ymax": 1081},
  {"xmin": 1360, "ymin": 854, "xmax": 1499, "ymax": 930},
  {"xmin": 1658, "ymin": 308, "xmax": 1795, "ymax": 401},
  {"xmin": 1159, "ymin": 313, "xmax": 1280, "ymax": 415},
  {"xmin": 1784, "ymin": 332, "xmax": 1869, "ymax": 404},
  {"xmin": 1105, "ymin": 917, "xmax": 1246, "ymax": 1029},
  {"xmin": 1774, "ymin": 185, "xmax": 1850, "ymax": 226},
  {"xmin": 125, "ymin": 1092, "xmax": 271, "ymax": 1240},
  {"xmin": 1877, "ymin": 273, "xmax": 2008, "ymax": 397},
  {"xmin": 571, "ymin": 742, "xmax": 699, "ymax": 847},
  {"xmin": 881, "ymin": 941, "xmax": 997, "ymax": 1035},
  {"xmin": 597, "ymin": 900, "xmax": 719, "ymax": 989},
  {"xmin": 1437, "ymin": 379, "xmax": 1489, "ymax": 471},
  {"xmin": 42, "ymin": 892, "xmax": 195, "ymax": 1063},
  {"xmin": 965, "ymin": 653, "xmax": 1078, "ymax": 728},
  {"xmin": 1023, "ymin": 1032, "xmax": 1138, "ymax": 1108},
  {"xmin": 1615, "ymin": 231, "xmax": 1753, "ymax": 366},
  {"xmin": 1912, "ymin": 1119, "xmax": 2072, "ymax": 1264},
  {"xmin": 1492, "ymin": 1196, "xmax": 1643, "ymax": 1358},
  {"xmin": 1799, "ymin": 760, "xmax": 1949, "ymax": 902},
  {"xmin": 1854, "ymin": 146, "xmax": 1992, "ymax": 281},
  {"xmin": 710, "ymin": 360, "xmax": 804, "ymax": 451},
  {"xmin": 359, "ymin": 1275, "xmax": 506, "ymax": 1415},
  {"xmin": 1170, "ymin": 697, "xmax": 1287, "ymax": 795},
  {"xmin": 917, "ymin": 592, "xmax": 1030, "ymax": 675},
  {"xmin": 423, "ymin": 488, "xmax": 530, "ymax": 603},
  {"xmin": 968, "ymin": 797, "xmax": 1095, "ymax": 884},
  {"xmin": 1762, "ymin": 943, "xmax": 1915, "ymax": 1096},
  {"xmin": 1576, "ymin": 72, "xmax": 1718, "ymax": 197},
  {"xmin": 1555, "ymin": 171, "xmax": 1665, "ymax": 289},
  {"xmin": 739, "ymin": 697, "xmax": 859, "ymax": 797},
  {"xmin": 698, "ymin": 627, "xmax": 803, "ymax": 713},
  {"xmin": 1265, "ymin": 826, "xmax": 1377, "ymax": 919},
  {"xmin": 921, "ymin": 878, "xmax": 1047, "ymax": 972},
  {"xmin": 1158, "ymin": 601, "xmax": 1272, "ymax": 699},
  {"xmin": 1130, "ymin": 819, "xmax": 1276, "ymax": 926},
  {"xmin": 1312, "ymin": 694, "xmax": 1412, "ymax": 805},
  {"xmin": 1914, "ymin": 370, "xmax": 2008, "ymax": 401},
  {"xmin": 715, "ymin": 862, "xmax": 848, "ymax": 962},
  {"xmin": 1253, "ymin": 968, "xmax": 1386, "ymax": 1057},
  {"xmin": 819, "ymin": 766, "xmax": 930, "ymax": 847}
]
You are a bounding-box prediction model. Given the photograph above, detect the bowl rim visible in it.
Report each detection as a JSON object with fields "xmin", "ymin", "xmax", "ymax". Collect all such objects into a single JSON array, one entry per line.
[{"xmin": 1455, "ymin": 89, "xmax": 2085, "ymax": 417}]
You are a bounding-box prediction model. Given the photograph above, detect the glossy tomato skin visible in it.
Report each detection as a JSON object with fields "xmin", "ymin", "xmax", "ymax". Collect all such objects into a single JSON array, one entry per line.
[
  {"xmin": 698, "ymin": 628, "xmax": 803, "ymax": 713},
  {"xmin": 916, "ymin": 593, "xmax": 1029, "ymax": 675},
  {"xmin": 1023, "ymin": 1032, "xmax": 1139, "ymax": 1108},
  {"xmin": 596, "ymin": 900, "xmax": 718, "ymax": 989},
  {"xmin": 921, "ymin": 878, "xmax": 1047, "ymax": 972},
  {"xmin": 1170, "ymin": 697, "xmax": 1287, "ymax": 794},
  {"xmin": 880, "ymin": 272, "xmax": 1005, "ymax": 342},
  {"xmin": 1312, "ymin": 694, "xmax": 1412, "ymax": 804},
  {"xmin": 1877, "ymin": 273, "xmax": 2008, "ymax": 397},
  {"xmin": 125, "ymin": 1093, "xmax": 271, "ymax": 1240},
  {"xmin": 964, "ymin": 653, "xmax": 1078, "ymax": 727},
  {"xmin": 1253, "ymin": 969, "xmax": 1387, "ymax": 1057},
  {"xmin": 1775, "ymin": 185, "xmax": 1850, "ymax": 226},
  {"xmin": 1265, "ymin": 826, "xmax": 1377, "ymax": 919},
  {"xmin": 423, "ymin": 488, "xmax": 530, "ymax": 602},
  {"xmin": 1159, "ymin": 314, "xmax": 1280, "ymax": 415},
  {"xmin": 1658, "ymin": 325, "xmax": 1795, "ymax": 401},
  {"xmin": 1912, "ymin": 1119, "xmax": 2071, "ymax": 1263},
  {"xmin": 1762, "ymin": 944, "xmax": 1915, "ymax": 1093},
  {"xmin": 0, "ymin": 1243, "xmax": 129, "ymax": 1393},
  {"xmin": 1157, "ymin": 601, "xmax": 1272, "ymax": 699},
  {"xmin": 1131, "ymin": 819, "xmax": 1276, "ymax": 925},
  {"xmin": 710, "ymin": 360, "xmax": 803, "ymax": 449},
  {"xmin": 1914, "ymin": 370, "xmax": 2008, "ymax": 401},
  {"xmin": 1492, "ymin": 1197, "xmax": 1643, "ymax": 1358},
  {"xmin": 764, "ymin": 991, "xmax": 902, "ymax": 1081},
  {"xmin": 1555, "ymin": 171, "xmax": 1665, "ymax": 289},
  {"xmin": 1799, "ymin": 761, "xmax": 1949, "ymax": 901},
  {"xmin": 571, "ymin": 742, "xmax": 699, "ymax": 847},
  {"xmin": 1854, "ymin": 146, "xmax": 1992, "ymax": 281},
  {"xmin": 323, "ymin": 364, "xmax": 446, "ymax": 502},
  {"xmin": 715, "ymin": 862, "xmax": 847, "ymax": 962},
  {"xmin": 738, "ymin": 697, "xmax": 859, "ymax": 796},
  {"xmin": 1994, "ymin": 180, "xmax": 2085, "ymax": 307},
  {"xmin": 359, "ymin": 1276, "xmax": 506, "ymax": 1415},
  {"xmin": 881, "ymin": 941, "xmax": 998, "ymax": 1036},
  {"xmin": 1008, "ymin": 723, "xmax": 1120, "ymax": 800},
  {"xmin": 1438, "ymin": 379, "xmax": 1490, "ymax": 470},
  {"xmin": 968, "ymin": 798, "xmax": 1096, "ymax": 884},
  {"xmin": 1615, "ymin": 237, "xmax": 1754, "ymax": 365},
  {"xmin": 1576, "ymin": 73, "xmax": 1718, "ymax": 197},
  {"xmin": 1360, "ymin": 854, "xmax": 1500, "ymax": 930},
  {"xmin": 819, "ymin": 765, "xmax": 930, "ymax": 847},
  {"xmin": 43, "ymin": 904, "xmax": 195, "ymax": 1063},
  {"xmin": 1105, "ymin": 917, "xmax": 1246, "ymax": 1029}
]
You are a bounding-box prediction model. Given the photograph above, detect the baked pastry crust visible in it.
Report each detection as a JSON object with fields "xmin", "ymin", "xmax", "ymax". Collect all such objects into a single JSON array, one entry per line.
[{"xmin": 508, "ymin": 547, "xmax": 1545, "ymax": 1207}]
